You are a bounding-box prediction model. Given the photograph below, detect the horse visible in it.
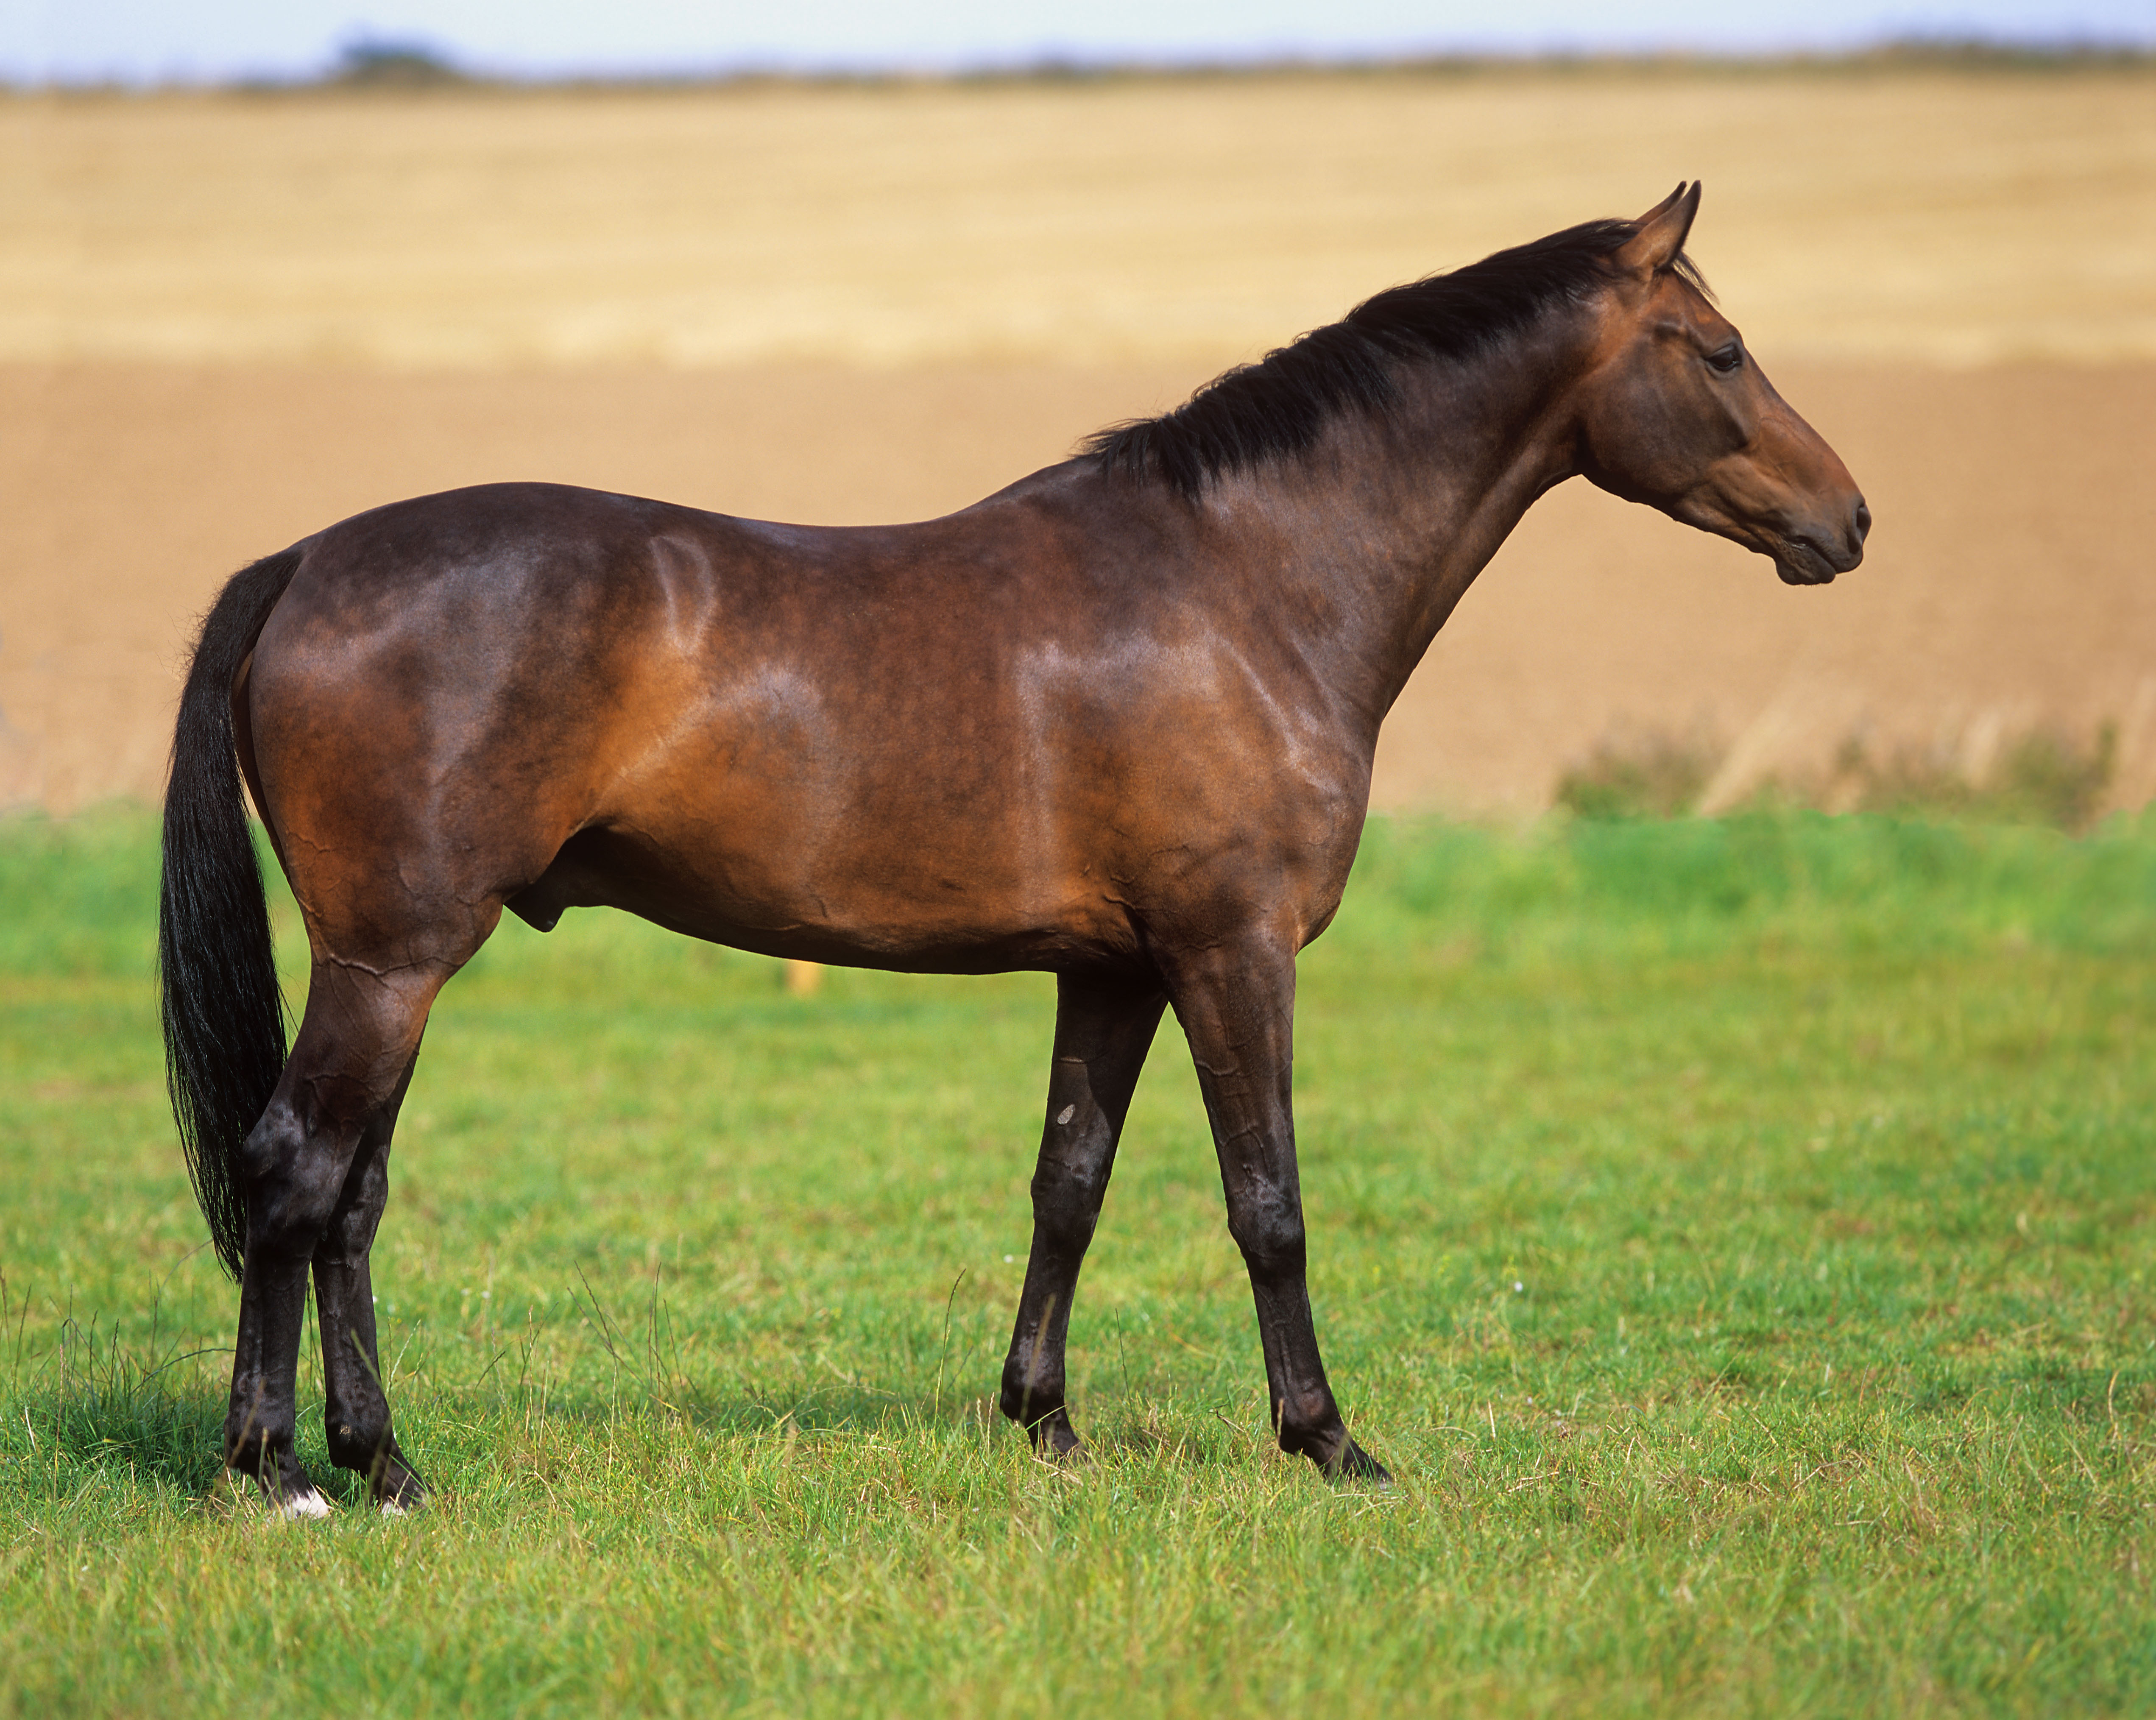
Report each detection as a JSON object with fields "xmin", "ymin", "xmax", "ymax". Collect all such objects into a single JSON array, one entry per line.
[{"xmin": 159, "ymin": 184, "xmax": 1867, "ymax": 1514}]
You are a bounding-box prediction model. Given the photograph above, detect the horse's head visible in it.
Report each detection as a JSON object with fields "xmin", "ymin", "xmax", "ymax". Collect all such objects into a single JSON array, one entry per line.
[{"xmin": 1574, "ymin": 184, "xmax": 1869, "ymax": 586}]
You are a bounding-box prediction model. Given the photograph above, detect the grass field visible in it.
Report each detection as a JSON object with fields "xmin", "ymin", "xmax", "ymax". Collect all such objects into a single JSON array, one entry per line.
[{"xmin": 2, "ymin": 807, "xmax": 2152, "ymax": 1713}]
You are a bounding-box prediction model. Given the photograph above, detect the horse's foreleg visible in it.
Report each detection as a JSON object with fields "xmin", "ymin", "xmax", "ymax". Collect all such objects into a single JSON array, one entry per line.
[
  {"xmin": 313, "ymin": 1049, "xmax": 425, "ymax": 1511},
  {"xmin": 999, "ymin": 972, "xmax": 1165, "ymax": 1457},
  {"xmin": 225, "ymin": 969, "xmax": 436, "ymax": 1514},
  {"xmin": 1166, "ymin": 939, "xmax": 1389, "ymax": 1483}
]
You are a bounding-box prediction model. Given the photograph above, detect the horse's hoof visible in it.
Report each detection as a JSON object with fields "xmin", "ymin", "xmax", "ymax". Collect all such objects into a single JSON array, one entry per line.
[
  {"xmin": 375, "ymin": 1476, "xmax": 427, "ymax": 1514},
  {"xmin": 1022, "ymin": 1407, "xmax": 1089, "ymax": 1464},
  {"xmin": 1325, "ymin": 1437, "xmax": 1394, "ymax": 1489},
  {"xmin": 239, "ymin": 1454, "xmax": 334, "ymax": 1519},
  {"xmin": 261, "ymin": 1482, "xmax": 333, "ymax": 1519},
  {"xmin": 373, "ymin": 1470, "xmax": 427, "ymax": 1514},
  {"xmin": 363, "ymin": 1439, "xmax": 428, "ymax": 1513}
]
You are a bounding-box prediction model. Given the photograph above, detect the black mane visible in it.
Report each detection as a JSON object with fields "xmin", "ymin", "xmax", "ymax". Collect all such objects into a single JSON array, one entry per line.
[{"xmin": 1084, "ymin": 217, "xmax": 1707, "ymax": 500}]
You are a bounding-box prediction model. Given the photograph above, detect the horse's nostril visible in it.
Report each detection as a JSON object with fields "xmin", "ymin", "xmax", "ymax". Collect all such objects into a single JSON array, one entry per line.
[{"xmin": 1852, "ymin": 498, "xmax": 1872, "ymax": 541}]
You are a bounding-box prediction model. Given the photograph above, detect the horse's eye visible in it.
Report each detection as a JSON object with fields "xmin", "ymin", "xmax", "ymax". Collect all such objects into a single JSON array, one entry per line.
[{"xmin": 1707, "ymin": 344, "xmax": 1744, "ymax": 373}]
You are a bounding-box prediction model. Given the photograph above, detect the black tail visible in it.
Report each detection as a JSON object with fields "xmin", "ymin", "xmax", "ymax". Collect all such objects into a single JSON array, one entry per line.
[{"xmin": 159, "ymin": 546, "xmax": 304, "ymax": 1280}]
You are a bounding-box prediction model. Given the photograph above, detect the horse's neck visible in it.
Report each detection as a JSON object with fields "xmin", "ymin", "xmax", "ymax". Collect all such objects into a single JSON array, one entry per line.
[{"xmin": 1222, "ymin": 323, "xmax": 1590, "ymax": 736}]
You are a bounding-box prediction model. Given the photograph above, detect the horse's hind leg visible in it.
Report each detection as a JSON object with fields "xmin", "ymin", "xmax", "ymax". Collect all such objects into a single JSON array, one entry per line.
[
  {"xmin": 313, "ymin": 1048, "xmax": 424, "ymax": 1510},
  {"xmin": 224, "ymin": 961, "xmax": 449, "ymax": 1514},
  {"xmin": 999, "ymin": 972, "xmax": 1165, "ymax": 1457}
]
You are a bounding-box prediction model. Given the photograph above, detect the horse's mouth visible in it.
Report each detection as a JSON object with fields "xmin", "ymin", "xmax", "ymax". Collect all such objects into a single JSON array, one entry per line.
[{"xmin": 1771, "ymin": 535, "xmax": 1850, "ymax": 587}]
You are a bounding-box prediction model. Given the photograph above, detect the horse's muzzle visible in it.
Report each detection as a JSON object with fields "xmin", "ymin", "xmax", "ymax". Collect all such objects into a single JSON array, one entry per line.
[{"xmin": 1774, "ymin": 496, "xmax": 1869, "ymax": 585}]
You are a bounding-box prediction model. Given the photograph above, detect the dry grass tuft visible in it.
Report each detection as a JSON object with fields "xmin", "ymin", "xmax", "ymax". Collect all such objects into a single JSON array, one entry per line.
[{"xmin": 1561, "ymin": 716, "xmax": 2123, "ymax": 830}]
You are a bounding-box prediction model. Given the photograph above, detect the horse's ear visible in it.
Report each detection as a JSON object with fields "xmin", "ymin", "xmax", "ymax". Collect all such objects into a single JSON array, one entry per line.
[{"xmin": 1615, "ymin": 181, "xmax": 1701, "ymax": 278}]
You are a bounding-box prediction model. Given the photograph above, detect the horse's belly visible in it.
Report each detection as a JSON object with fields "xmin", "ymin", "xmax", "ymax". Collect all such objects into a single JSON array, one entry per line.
[{"xmin": 506, "ymin": 813, "xmax": 1138, "ymax": 975}]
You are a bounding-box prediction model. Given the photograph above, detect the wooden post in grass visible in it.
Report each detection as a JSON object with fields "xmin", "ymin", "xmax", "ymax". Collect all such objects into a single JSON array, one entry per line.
[{"xmin": 784, "ymin": 959, "xmax": 822, "ymax": 998}]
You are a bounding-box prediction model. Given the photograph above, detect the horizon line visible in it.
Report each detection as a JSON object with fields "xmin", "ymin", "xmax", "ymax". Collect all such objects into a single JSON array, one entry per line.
[{"xmin": 8, "ymin": 35, "xmax": 2154, "ymax": 96}]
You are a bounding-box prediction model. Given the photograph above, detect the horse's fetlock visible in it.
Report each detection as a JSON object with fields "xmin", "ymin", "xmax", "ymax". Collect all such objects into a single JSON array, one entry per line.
[
  {"xmin": 326, "ymin": 1414, "xmax": 394, "ymax": 1472},
  {"xmin": 224, "ymin": 1417, "xmax": 293, "ymax": 1479},
  {"xmin": 998, "ymin": 1358, "xmax": 1063, "ymax": 1427},
  {"xmin": 1272, "ymin": 1389, "xmax": 1343, "ymax": 1452}
]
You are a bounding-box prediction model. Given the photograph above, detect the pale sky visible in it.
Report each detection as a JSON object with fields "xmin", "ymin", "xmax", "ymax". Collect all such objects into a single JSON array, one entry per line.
[{"xmin": 3, "ymin": 0, "xmax": 2151, "ymax": 85}]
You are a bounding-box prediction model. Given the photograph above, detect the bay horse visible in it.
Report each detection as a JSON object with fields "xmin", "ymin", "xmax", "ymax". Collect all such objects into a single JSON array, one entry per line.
[{"xmin": 160, "ymin": 184, "xmax": 1867, "ymax": 1514}]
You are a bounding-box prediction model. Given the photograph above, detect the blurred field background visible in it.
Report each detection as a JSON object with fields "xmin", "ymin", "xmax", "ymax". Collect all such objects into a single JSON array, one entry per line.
[{"xmin": 1, "ymin": 60, "xmax": 2152, "ymax": 817}]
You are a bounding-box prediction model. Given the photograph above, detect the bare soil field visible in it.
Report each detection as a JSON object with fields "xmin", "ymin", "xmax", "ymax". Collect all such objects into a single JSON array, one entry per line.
[
  {"xmin": 0, "ymin": 69, "xmax": 2151, "ymax": 817},
  {"xmin": 3, "ymin": 357, "xmax": 2150, "ymax": 818}
]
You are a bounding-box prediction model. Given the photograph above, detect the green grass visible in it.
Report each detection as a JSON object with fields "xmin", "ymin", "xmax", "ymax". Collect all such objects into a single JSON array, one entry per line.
[{"xmin": 3, "ymin": 806, "xmax": 2153, "ymax": 1717}]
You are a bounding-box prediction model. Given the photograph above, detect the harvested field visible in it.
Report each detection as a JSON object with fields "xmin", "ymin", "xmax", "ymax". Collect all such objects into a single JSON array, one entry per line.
[
  {"xmin": 0, "ymin": 67, "xmax": 2151, "ymax": 816},
  {"xmin": 6, "ymin": 67, "xmax": 2152, "ymax": 368}
]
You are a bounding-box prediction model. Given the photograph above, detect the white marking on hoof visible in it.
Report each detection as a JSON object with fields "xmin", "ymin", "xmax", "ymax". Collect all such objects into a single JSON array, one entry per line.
[
  {"xmin": 277, "ymin": 1489, "xmax": 333, "ymax": 1520},
  {"xmin": 1056, "ymin": 1104, "xmax": 1076, "ymax": 1125},
  {"xmin": 378, "ymin": 1498, "xmax": 410, "ymax": 1518}
]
